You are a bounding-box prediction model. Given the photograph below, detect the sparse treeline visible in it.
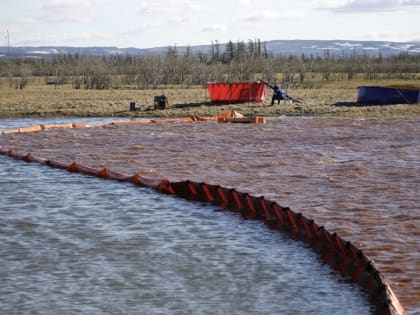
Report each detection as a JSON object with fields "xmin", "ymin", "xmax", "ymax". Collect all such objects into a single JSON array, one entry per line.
[{"xmin": 0, "ymin": 39, "xmax": 419, "ymax": 89}]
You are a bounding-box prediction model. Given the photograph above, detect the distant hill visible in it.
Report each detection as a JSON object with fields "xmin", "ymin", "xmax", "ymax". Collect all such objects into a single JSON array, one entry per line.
[{"xmin": 1, "ymin": 40, "xmax": 419, "ymax": 59}]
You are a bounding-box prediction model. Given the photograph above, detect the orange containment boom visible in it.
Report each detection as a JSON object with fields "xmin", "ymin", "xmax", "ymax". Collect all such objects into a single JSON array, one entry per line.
[{"xmin": 0, "ymin": 111, "xmax": 264, "ymax": 136}]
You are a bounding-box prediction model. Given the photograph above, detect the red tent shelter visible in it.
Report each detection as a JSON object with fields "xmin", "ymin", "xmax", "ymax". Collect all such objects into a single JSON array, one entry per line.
[{"xmin": 207, "ymin": 82, "xmax": 266, "ymax": 103}]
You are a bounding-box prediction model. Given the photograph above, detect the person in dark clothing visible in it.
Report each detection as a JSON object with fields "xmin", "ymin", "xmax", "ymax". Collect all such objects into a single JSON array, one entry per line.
[
  {"xmin": 271, "ymin": 85, "xmax": 286, "ymax": 105},
  {"xmin": 260, "ymin": 79, "xmax": 302, "ymax": 105}
]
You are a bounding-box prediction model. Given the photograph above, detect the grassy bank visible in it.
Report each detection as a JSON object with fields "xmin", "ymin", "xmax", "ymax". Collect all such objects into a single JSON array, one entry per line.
[{"xmin": 1, "ymin": 77, "xmax": 419, "ymax": 118}]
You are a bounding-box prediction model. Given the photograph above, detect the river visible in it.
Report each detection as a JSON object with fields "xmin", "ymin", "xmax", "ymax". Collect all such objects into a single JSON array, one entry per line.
[{"xmin": 1, "ymin": 116, "xmax": 419, "ymax": 314}]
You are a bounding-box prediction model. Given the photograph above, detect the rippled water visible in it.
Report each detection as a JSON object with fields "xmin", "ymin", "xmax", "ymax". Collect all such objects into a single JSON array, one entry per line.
[
  {"xmin": 1, "ymin": 116, "xmax": 419, "ymax": 314},
  {"xmin": 0, "ymin": 117, "xmax": 128, "ymax": 131},
  {"xmin": 0, "ymin": 156, "xmax": 371, "ymax": 314}
]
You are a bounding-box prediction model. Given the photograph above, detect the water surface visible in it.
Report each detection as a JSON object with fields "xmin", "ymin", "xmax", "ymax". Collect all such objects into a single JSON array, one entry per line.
[
  {"xmin": 0, "ymin": 156, "xmax": 371, "ymax": 314},
  {"xmin": 1, "ymin": 116, "xmax": 419, "ymax": 313}
]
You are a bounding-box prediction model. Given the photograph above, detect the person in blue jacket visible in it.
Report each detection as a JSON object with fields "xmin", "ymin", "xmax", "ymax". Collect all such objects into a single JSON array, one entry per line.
[{"xmin": 271, "ymin": 85, "xmax": 286, "ymax": 105}]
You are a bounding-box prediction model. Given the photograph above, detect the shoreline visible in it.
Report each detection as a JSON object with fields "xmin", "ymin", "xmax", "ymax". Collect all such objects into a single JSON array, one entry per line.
[{"xmin": 1, "ymin": 102, "xmax": 419, "ymax": 119}]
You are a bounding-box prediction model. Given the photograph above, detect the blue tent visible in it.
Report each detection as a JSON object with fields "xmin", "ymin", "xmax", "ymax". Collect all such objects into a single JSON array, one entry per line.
[{"xmin": 357, "ymin": 86, "xmax": 420, "ymax": 105}]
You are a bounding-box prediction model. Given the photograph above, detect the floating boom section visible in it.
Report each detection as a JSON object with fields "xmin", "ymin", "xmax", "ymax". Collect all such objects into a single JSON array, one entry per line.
[
  {"xmin": 0, "ymin": 112, "xmax": 264, "ymax": 135},
  {"xmin": 0, "ymin": 121, "xmax": 405, "ymax": 315}
]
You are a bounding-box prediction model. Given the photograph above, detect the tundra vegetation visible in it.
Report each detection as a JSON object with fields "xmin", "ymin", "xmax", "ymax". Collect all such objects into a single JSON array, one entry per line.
[{"xmin": 0, "ymin": 39, "xmax": 419, "ymax": 118}]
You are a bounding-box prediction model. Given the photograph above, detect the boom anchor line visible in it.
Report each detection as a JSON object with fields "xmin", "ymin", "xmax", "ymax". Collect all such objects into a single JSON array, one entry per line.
[{"xmin": 0, "ymin": 121, "xmax": 405, "ymax": 315}]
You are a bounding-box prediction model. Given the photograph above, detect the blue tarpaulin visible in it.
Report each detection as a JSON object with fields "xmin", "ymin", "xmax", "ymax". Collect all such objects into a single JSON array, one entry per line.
[{"xmin": 357, "ymin": 86, "xmax": 420, "ymax": 105}]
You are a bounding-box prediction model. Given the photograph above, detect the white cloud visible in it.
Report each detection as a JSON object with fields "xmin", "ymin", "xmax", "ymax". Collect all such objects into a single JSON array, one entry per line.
[
  {"xmin": 40, "ymin": 0, "xmax": 122, "ymax": 11},
  {"xmin": 167, "ymin": 15, "xmax": 198, "ymax": 25},
  {"xmin": 237, "ymin": 0, "xmax": 252, "ymax": 5},
  {"xmin": 201, "ymin": 24, "xmax": 227, "ymax": 32},
  {"xmin": 18, "ymin": 0, "xmax": 126, "ymax": 26},
  {"xmin": 4, "ymin": 0, "xmax": 419, "ymax": 48},
  {"xmin": 138, "ymin": 0, "xmax": 205, "ymax": 15},
  {"xmin": 65, "ymin": 31, "xmax": 116, "ymax": 44},
  {"xmin": 138, "ymin": 4, "xmax": 175, "ymax": 14},
  {"xmin": 317, "ymin": 0, "xmax": 420, "ymax": 13},
  {"xmin": 313, "ymin": 0, "xmax": 349, "ymax": 9},
  {"xmin": 242, "ymin": 10, "xmax": 303, "ymax": 22},
  {"xmin": 359, "ymin": 30, "xmax": 420, "ymax": 42},
  {"xmin": 27, "ymin": 10, "xmax": 95, "ymax": 24},
  {"xmin": 25, "ymin": 0, "xmax": 97, "ymax": 24},
  {"xmin": 13, "ymin": 31, "xmax": 114, "ymax": 46},
  {"xmin": 41, "ymin": 0, "xmax": 90, "ymax": 10},
  {"xmin": 123, "ymin": 23, "xmax": 166, "ymax": 35}
]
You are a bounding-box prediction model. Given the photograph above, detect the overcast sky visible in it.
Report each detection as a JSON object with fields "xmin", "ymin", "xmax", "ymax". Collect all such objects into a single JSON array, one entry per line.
[{"xmin": 1, "ymin": 0, "xmax": 419, "ymax": 48}]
